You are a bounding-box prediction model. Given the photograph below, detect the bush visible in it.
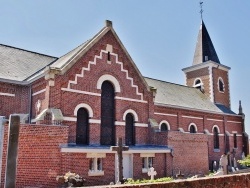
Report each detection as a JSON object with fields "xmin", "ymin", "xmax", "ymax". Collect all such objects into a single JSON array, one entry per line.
[
  {"xmin": 238, "ymin": 155, "xmax": 250, "ymax": 167},
  {"xmin": 56, "ymin": 171, "xmax": 86, "ymax": 187},
  {"xmin": 125, "ymin": 177, "xmax": 173, "ymax": 184}
]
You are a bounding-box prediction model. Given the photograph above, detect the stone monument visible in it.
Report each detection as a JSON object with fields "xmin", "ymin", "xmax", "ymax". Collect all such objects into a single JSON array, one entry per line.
[
  {"xmin": 219, "ymin": 153, "xmax": 228, "ymax": 175},
  {"xmin": 4, "ymin": 115, "xmax": 20, "ymax": 188}
]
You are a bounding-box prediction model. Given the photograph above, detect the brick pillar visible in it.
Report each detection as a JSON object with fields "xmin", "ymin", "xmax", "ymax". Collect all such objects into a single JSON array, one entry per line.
[{"xmin": 0, "ymin": 116, "xmax": 5, "ymax": 185}]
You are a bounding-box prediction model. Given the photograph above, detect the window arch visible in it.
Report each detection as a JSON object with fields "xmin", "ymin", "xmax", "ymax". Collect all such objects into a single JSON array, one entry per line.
[
  {"xmin": 189, "ymin": 123, "xmax": 197, "ymax": 133},
  {"xmin": 100, "ymin": 81, "xmax": 115, "ymax": 145},
  {"xmin": 97, "ymin": 74, "xmax": 121, "ymax": 92},
  {"xmin": 193, "ymin": 78, "xmax": 203, "ymax": 89},
  {"xmin": 74, "ymin": 103, "xmax": 93, "ymax": 117},
  {"xmin": 159, "ymin": 120, "xmax": 170, "ymax": 132},
  {"xmin": 76, "ymin": 108, "xmax": 89, "ymax": 145},
  {"xmin": 218, "ymin": 77, "xmax": 225, "ymax": 92},
  {"xmin": 213, "ymin": 126, "xmax": 219, "ymax": 149},
  {"xmin": 125, "ymin": 113, "xmax": 135, "ymax": 145},
  {"xmin": 122, "ymin": 109, "xmax": 139, "ymax": 121}
]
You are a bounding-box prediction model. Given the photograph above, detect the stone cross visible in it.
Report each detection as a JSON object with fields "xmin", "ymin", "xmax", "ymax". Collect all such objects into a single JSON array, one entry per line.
[
  {"xmin": 5, "ymin": 115, "xmax": 20, "ymax": 188},
  {"xmin": 110, "ymin": 138, "xmax": 129, "ymax": 184},
  {"xmin": 148, "ymin": 167, "xmax": 157, "ymax": 180}
]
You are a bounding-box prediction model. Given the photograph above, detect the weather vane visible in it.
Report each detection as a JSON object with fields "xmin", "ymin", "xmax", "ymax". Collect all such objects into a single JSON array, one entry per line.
[{"xmin": 199, "ymin": 1, "xmax": 204, "ymax": 20}]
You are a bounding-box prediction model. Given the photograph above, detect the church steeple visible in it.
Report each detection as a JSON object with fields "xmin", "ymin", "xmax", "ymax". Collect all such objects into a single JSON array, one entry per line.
[
  {"xmin": 183, "ymin": 20, "xmax": 231, "ymax": 109},
  {"xmin": 193, "ymin": 21, "xmax": 220, "ymax": 65}
]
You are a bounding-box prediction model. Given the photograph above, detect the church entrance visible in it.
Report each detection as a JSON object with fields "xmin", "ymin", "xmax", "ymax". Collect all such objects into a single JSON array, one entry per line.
[{"xmin": 115, "ymin": 154, "xmax": 133, "ymax": 181}]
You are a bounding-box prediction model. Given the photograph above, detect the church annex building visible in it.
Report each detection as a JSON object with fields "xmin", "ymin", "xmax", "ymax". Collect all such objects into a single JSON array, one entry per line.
[{"xmin": 0, "ymin": 20, "xmax": 248, "ymax": 187}]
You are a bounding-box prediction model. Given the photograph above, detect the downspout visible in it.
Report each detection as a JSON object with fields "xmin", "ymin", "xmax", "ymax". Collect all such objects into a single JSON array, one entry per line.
[
  {"xmin": 223, "ymin": 115, "xmax": 227, "ymax": 153},
  {"xmin": 28, "ymin": 85, "xmax": 32, "ymax": 123}
]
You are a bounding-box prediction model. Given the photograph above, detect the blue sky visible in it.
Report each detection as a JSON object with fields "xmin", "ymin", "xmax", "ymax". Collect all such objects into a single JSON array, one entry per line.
[{"xmin": 1, "ymin": 1, "xmax": 250, "ymax": 134}]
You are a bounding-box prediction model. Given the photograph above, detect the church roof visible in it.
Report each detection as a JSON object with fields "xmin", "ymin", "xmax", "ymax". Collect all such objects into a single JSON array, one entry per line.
[
  {"xmin": 144, "ymin": 77, "xmax": 230, "ymax": 114},
  {"xmin": 0, "ymin": 44, "xmax": 57, "ymax": 82},
  {"xmin": 193, "ymin": 21, "xmax": 220, "ymax": 65}
]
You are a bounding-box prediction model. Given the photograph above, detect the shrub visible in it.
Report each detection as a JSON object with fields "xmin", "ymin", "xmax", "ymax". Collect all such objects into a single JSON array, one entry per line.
[
  {"xmin": 56, "ymin": 171, "xmax": 86, "ymax": 187},
  {"xmin": 238, "ymin": 155, "xmax": 250, "ymax": 167},
  {"xmin": 125, "ymin": 177, "xmax": 173, "ymax": 184}
]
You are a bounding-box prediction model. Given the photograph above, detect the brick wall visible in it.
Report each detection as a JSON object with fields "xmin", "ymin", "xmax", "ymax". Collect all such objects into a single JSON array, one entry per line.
[
  {"xmin": 1, "ymin": 123, "xmax": 68, "ymax": 188},
  {"xmin": 95, "ymin": 173, "xmax": 250, "ymax": 188},
  {"xmin": 0, "ymin": 82, "xmax": 30, "ymax": 118},
  {"xmin": 212, "ymin": 68, "xmax": 230, "ymax": 108},
  {"xmin": 186, "ymin": 67, "xmax": 211, "ymax": 99},
  {"xmin": 167, "ymin": 131, "xmax": 209, "ymax": 176}
]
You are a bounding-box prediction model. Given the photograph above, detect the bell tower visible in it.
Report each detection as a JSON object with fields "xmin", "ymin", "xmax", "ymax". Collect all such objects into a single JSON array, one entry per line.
[{"xmin": 182, "ymin": 21, "xmax": 231, "ymax": 109}]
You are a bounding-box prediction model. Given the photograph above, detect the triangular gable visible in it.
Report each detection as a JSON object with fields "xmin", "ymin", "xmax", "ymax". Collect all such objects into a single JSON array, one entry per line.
[{"xmin": 50, "ymin": 20, "xmax": 150, "ymax": 92}]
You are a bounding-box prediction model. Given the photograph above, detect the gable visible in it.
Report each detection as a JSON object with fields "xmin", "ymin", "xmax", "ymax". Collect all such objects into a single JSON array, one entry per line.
[
  {"xmin": 58, "ymin": 30, "xmax": 149, "ymax": 103},
  {"xmin": 47, "ymin": 22, "xmax": 151, "ymax": 106}
]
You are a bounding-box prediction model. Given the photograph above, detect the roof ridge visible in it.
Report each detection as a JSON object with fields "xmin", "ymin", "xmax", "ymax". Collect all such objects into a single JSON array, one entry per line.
[
  {"xmin": 144, "ymin": 76, "xmax": 195, "ymax": 89},
  {"xmin": 0, "ymin": 43, "xmax": 58, "ymax": 59}
]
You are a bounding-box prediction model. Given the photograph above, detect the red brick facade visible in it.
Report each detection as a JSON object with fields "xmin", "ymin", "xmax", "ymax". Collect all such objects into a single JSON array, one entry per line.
[{"xmin": 0, "ymin": 22, "xmax": 248, "ymax": 187}]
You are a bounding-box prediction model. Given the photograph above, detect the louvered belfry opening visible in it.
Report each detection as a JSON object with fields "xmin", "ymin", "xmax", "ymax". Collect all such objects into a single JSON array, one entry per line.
[
  {"xmin": 101, "ymin": 81, "xmax": 115, "ymax": 145},
  {"xmin": 125, "ymin": 113, "xmax": 135, "ymax": 145},
  {"xmin": 76, "ymin": 108, "xmax": 89, "ymax": 145}
]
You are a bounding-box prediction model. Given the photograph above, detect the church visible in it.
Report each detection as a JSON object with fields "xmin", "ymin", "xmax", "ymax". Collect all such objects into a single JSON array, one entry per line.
[{"xmin": 0, "ymin": 19, "xmax": 248, "ymax": 187}]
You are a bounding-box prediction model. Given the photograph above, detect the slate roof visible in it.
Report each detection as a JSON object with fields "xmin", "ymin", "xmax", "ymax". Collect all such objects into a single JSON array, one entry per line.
[
  {"xmin": 193, "ymin": 21, "xmax": 220, "ymax": 65},
  {"xmin": 0, "ymin": 44, "xmax": 57, "ymax": 82},
  {"xmin": 144, "ymin": 77, "xmax": 225, "ymax": 113}
]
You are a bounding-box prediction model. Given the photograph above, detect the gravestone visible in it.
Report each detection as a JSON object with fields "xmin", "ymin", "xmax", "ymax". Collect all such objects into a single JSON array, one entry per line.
[
  {"xmin": 148, "ymin": 167, "xmax": 157, "ymax": 180},
  {"xmin": 213, "ymin": 161, "xmax": 217, "ymax": 172},
  {"xmin": 4, "ymin": 115, "xmax": 20, "ymax": 188},
  {"xmin": 176, "ymin": 170, "xmax": 185, "ymax": 179},
  {"xmin": 219, "ymin": 153, "xmax": 228, "ymax": 175},
  {"xmin": 214, "ymin": 167, "xmax": 224, "ymax": 176},
  {"xmin": 110, "ymin": 138, "xmax": 129, "ymax": 184}
]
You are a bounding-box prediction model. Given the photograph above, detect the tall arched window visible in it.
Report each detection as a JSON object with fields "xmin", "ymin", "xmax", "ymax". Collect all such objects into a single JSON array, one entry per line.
[
  {"xmin": 190, "ymin": 125, "xmax": 196, "ymax": 133},
  {"xmin": 160, "ymin": 123, "xmax": 168, "ymax": 132},
  {"xmin": 76, "ymin": 108, "xmax": 89, "ymax": 145},
  {"xmin": 225, "ymin": 132, "xmax": 230, "ymax": 153},
  {"xmin": 125, "ymin": 113, "xmax": 135, "ymax": 145},
  {"xmin": 213, "ymin": 127, "xmax": 219, "ymax": 149},
  {"xmin": 101, "ymin": 81, "xmax": 115, "ymax": 145}
]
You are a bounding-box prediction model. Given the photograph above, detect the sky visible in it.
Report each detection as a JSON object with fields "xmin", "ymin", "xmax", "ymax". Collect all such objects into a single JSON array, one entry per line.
[{"xmin": 0, "ymin": 0, "xmax": 250, "ymax": 134}]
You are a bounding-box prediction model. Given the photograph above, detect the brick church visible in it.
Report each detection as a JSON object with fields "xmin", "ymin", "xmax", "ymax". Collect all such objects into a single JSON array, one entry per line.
[{"xmin": 0, "ymin": 20, "xmax": 248, "ymax": 187}]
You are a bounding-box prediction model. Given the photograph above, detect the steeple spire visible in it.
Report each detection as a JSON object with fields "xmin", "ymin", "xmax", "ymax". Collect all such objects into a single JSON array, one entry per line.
[{"xmin": 193, "ymin": 2, "xmax": 220, "ymax": 66}]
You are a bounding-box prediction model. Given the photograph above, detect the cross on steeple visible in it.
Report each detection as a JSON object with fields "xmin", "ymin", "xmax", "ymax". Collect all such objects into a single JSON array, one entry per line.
[
  {"xmin": 110, "ymin": 138, "xmax": 129, "ymax": 184},
  {"xmin": 199, "ymin": 1, "xmax": 204, "ymax": 20}
]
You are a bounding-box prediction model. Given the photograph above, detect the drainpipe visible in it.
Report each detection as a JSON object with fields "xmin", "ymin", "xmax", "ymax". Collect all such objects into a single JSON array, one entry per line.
[{"xmin": 28, "ymin": 85, "xmax": 32, "ymax": 124}]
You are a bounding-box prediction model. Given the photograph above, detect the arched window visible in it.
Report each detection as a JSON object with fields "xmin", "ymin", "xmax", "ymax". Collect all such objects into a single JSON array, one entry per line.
[
  {"xmin": 195, "ymin": 79, "xmax": 201, "ymax": 85},
  {"xmin": 125, "ymin": 113, "xmax": 135, "ymax": 145},
  {"xmin": 193, "ymin": 78, "xmax": 203, "ymax": 90},
  {"xmin": 189, "ymin": 125, "xmax": 196, "ymax": 133},
  {"xmin": 101, "ymin": 81, "xmax": 115, "ymax": 145},
  {"xmin": 225, "ymin": 131, "xmax": 230, "ymax": 153},
  {"xmin": 160, "ymin": 123, "xmax": 168, "ymax": 132},
  {"xmin": 213, "ymin": 127, "xmax": 219, "ymax": 149},
  {"xmin": 218, "ymin": 78, "xmax": 225, "ymax": 92},
  {"xmin": 76, "ymin": 108, "xmax": 89, "ymax": 145}
]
